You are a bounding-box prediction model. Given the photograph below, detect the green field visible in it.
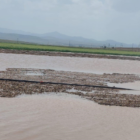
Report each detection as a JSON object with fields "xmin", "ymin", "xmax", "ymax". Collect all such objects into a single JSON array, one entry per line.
[{"xmin": 0, "ymin": 42, "xmax": 140, "ymax": 57}]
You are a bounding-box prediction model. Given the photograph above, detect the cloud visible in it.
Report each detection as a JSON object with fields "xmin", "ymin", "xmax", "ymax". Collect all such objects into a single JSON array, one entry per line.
[
  {"xmin": 0, "ymin": 0, "xmax": 106, "ymax": 14},
  {"xmin": 0, "ymin": 0, "xmax": 140, "ymax": 44},
  {"xmin": 110, "ymin": 0, "xmax": 140, "ymax": 13}
]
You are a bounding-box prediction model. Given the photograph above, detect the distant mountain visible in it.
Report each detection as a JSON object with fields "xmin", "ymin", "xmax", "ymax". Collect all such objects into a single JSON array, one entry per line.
[
  {"xmin": 40, "ymin": 32, "xmax": 99, "ymax": 47},
  {"xmin": 40, "ymin": 31, "xmax": 138, "ymax": 47},
  {"xmin": 42, "ymin": 32, "xmax": 97, "ymax": 42},
  {"xmin": 41, "ymin": 32, "xmax": 71, "ymax": 39},
  {"xmin": 0, "ymin": 27, "xmax": 34, "ymax": 35},
  {"xmin": 0, "ymin": 33, "xmax": 49, "ymax": 44},
  {"xmin": 0, "ymin": 27, "xmax": 138, "ymax": 47}
]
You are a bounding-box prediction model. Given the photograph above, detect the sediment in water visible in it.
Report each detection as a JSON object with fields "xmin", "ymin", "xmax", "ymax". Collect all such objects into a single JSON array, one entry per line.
[
  {"xmin": 1, "ymin": 49, "xmax": 140, "ymax": 61},
  {"xmin": 1, "ymin": 68, "xmax": 140, "ymax": 108}
]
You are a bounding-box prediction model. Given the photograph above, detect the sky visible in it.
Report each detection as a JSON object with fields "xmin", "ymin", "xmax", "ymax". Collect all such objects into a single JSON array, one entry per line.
[{"xmin": 0, "ymin": 0, "xmax": 140, "ymax": 44}]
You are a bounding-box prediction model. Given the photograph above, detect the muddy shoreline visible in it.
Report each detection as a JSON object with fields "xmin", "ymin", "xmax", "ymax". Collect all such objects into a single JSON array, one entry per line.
[
  {"xmin": 1, "ymin": 49, "xmax": 140, "ymax": 61},
  {"xmin": 1, "ymin": 68, "xmax": 140, "ymax": 107}
]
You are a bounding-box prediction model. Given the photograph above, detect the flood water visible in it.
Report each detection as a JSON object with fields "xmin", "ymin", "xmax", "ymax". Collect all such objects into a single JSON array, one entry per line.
[
  {"xmin": 108, "ymin": 81, "xmax": 140, "ymax": 95},
  {"xmin": 1, "ymin": 53, "xmax": 140, "ymax": 74},
  {"xmin": 1, "ymin": 93, "xmax": 140, "ymax": 140},
  {"xmin": 1, "ymin": 53, "xmax": 140, "ymax": 140}
]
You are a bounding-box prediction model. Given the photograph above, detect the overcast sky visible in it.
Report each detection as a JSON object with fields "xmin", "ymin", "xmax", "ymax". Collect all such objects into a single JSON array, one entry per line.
[{"xmin": 0, "ymin": 0, "xmax": 140, "ymax": 44}]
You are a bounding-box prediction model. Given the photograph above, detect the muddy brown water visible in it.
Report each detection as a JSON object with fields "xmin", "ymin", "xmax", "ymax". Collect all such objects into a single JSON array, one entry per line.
[
  {"xmin": 108, "ymin": 81, "xmax": 140, "ymax": 95},
  {"xmin": 1, "ymin": 53, "xmax": 140, "ymax": 74},
  {"xmin": 1, "ymin": 93, "xmax": 140, "ymax": 140},
  {"xmin": 1, "ymin": 53, "xmax": 140, "ymax": 140}
]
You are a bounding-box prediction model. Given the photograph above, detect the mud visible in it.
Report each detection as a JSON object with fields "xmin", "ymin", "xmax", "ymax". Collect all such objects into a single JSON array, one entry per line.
[
  {"xmin": 1, "ymin": 68, "xmax": 140, "ymax": 107},
  {"xmin": 1, "ymin": 68, "xmax": 139, "ymax": 84},
  {"xmin": 1, "ymin": 49, "xmax": 140, "ymax": 61}
]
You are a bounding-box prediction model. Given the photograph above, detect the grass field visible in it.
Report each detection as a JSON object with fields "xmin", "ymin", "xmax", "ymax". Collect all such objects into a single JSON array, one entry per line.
[{"xmin": 0, "ymin": 42, "xmax": 140, "ymax": 56}]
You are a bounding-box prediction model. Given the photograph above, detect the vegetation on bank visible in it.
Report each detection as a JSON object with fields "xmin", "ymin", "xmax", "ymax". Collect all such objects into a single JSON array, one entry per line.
[{"xmin": 0, "ymin": 42, "xmax": 140, "ymax": 56}]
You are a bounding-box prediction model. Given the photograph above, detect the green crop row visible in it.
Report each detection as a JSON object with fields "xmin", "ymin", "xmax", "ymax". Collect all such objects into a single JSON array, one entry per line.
[{"xmin": 0, "ymin": 42, "xmax": 140, "ymax": 57}]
